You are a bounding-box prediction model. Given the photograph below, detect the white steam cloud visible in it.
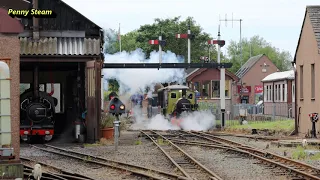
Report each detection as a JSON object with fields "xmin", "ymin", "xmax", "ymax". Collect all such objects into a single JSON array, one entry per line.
[
  {"xmin": 103, "ymin": 49, "xmax": 186, "ymax": 95},
  {"xmin": 130, "ymin": 106, "xmax": 216, "ymax": 131},
  {"xmin": 103, "ymin": 29, "xmax": 216, "ymax": 131}
]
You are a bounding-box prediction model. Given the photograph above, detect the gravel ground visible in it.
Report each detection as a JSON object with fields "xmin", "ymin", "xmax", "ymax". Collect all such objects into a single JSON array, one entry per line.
[
  {"xmin": 219, "ymin": 135, "xmax": 320, "ymax": 169},
  {"xmin": 178, "ymin": 145, "xmax": 289, "ymax": 180},
  {"xmin": 64, "ymin": 131, "xmax": 177, "ymax": 174},
  {"xmin": 20, "ymin": 146, "xmax": 138, "ymax": 180}
]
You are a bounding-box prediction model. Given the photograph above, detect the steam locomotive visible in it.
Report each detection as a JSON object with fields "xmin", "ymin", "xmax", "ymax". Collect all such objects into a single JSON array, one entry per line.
[
  {"xmin": 20, "ymin": 87, "xmax": 57, "ymax": 142},
  {"xmin": 148, "ymin": 85, "xmax": 198, "ymax": 127}
]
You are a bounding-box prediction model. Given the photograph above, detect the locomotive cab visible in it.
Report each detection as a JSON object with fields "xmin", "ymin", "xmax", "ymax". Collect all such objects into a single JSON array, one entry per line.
[{"xmin": 157, "ymin": 85, "xmax": 198, "ymax": 120}]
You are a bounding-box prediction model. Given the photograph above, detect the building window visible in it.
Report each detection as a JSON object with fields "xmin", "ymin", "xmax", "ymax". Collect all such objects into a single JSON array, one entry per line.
[
  {"xmin": 211, "ymin": 80, "xmax": 230, "ymax": 98},
  {"xmin": 274, "ymin": 85, "xmax": 278, "ymax": 101},
  {"xmin": 282, "ymin": 84, "xmax": 285, "ymax": 102},
  {"xmin": 292, "ymin": 84, "xmax": 295, "ymax": 102},
  {"xmin": 202, "ymin": 81, "xmax": 210, "ymax": 98},
  {"xmin": 311, "ymin": 64, "xmax": 315, "ymax": 99},
  {"xmin": 278, "ymin": 84, "xmax": 281, "ymax": 102},
  {"xmin": 266, "ymin": 86, "xmax": 269, "ymax": 101},
  {"xmin": 300, "ymin": 65, "xmax": 303, "ymax": 99}
]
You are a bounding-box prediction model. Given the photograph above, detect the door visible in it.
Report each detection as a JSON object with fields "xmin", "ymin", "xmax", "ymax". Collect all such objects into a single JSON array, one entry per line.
[
  {"xmin": 86, "ymin": 60, "xmax": 102, "ymax": 143},
  {"xmin": 241, "ymin": 96, "xmax": 249, "ymax": 104}
]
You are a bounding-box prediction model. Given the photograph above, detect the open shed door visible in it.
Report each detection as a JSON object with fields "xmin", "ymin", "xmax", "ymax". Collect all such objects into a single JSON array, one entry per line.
[{"xmin": 86, "ymin": 60, "xmax": 102, "ymax": 143}]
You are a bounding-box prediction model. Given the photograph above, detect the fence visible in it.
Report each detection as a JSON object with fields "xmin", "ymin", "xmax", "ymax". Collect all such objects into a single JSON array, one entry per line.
[
  {"xmin": 232, "ymin": 103, "xmax": 295, "ymax": 120},
  {"xmin": 198, "ymin": 101, "xmax": 295, "ymax": 127}
]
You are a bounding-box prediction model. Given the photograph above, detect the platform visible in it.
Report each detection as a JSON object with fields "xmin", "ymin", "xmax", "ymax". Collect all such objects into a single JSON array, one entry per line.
[{"xmin": 271, "ymin": 138, "xmax": 320, "ymax": 147}]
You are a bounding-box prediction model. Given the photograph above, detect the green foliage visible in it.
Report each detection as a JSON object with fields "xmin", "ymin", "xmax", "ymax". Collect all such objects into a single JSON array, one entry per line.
[
  {"xmin": 101, "ymin": 113, "xmax": 115, "ymax": 128},
  {"xmin": 227, "ymin": 35, "xmax": 293, "ymax": 73},
  {"xmin": 310, "ymin": 152, "xmax": 320, "ymax": 160},
  {"xmin": 226, "ymin": 119, "xmax": 294, "ymax": 131},
  {"xmin": 104, "ymin": 29, "xmax": 119, "ymax": 54},
  {"xmin": 113, "ymin": 16, "xmax": 227, "ymax": 62},
  {"xmin": 103, "ymin": 79, "xmax": 120, "ymax": 101},
  {"xmin": 292, "ymin": 146, "xmax": 307, "ymax": 160}
]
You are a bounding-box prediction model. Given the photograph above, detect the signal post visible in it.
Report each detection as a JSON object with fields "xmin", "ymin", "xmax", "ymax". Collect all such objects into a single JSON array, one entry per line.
[
  {"xmin": 208, "ymin": 28, "xmax": 226, "ymax": 129},
  {"xmin": 108, "ymin": 94, "xmax": 126, "ymax": 151},
  {"xmin": 149, "ymin": 36, "xmax": 166, "ymax": 64}
]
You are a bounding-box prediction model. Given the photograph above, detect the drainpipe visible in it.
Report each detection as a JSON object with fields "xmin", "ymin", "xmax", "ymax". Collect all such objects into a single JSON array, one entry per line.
[
  {"xmin": 32, "ymin": 0, "xmax": 39, "ymax": 40},
  {"xmin": 292, "ymin": 62, "xmax": 298, "ymax": 135}
]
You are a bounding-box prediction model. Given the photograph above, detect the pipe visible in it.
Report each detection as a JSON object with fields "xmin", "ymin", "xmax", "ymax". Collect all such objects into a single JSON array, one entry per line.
[
  {"xmin": 33, "ymin": 65, "xmax": 39, "ymax": 98},
  {"xmin": 288, "ymin": 108, "xmax": 292, "ymax": 119},
  {"xmin": 293, "ymin": 62, "xmax": 298, "ymax": 135}
]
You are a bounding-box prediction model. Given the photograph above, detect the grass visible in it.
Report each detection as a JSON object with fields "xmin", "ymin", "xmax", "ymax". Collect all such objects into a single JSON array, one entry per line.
[
  {"xmin": 135, "ymin": 139, "xmax": 142, "ymax": 145},
  {"xmin": 83, "ymin": 138, "xmax": 114, "ymax": 147},
  {"xmin": 292, "ymin": 145, "xmax": 320, "ymax": 161},
  {"xmin": 220, "ymin": 119, "xmax": 295, "ymax": 131},
  {"xmin": 292, "ymin": 146, "xmax": 307, "ymax": 160}
]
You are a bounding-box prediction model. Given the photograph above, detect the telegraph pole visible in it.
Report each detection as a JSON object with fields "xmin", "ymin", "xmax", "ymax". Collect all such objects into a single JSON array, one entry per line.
[
  {"xmin": 208, "ymin": 26, "xmax": 226, "ymax": 129},
  {"xmin": 219, "ymin": 14, "xmax": 243, "ymax": 103}
]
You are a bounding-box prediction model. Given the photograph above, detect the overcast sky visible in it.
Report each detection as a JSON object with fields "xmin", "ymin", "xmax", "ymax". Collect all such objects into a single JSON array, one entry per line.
[{"xmin": 63, "ymin": 0, "xmax": 319, "ymax": 57}]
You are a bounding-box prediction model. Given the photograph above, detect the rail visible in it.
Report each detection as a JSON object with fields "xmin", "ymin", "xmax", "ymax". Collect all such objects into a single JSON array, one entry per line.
[
  {"xmin": 141, "ymin": 130, "xmax": 223, "ymax": 180},
  {"xmin": 21, "ymin": 156, "xmax": 92, "ymax": 180},
  {"xmin": 30, "ymin": 144, "xmax": 188, "ymax": 180},
  {"xmin": 180, "ymin": 131, "xmax": 320, "ymax": 180}
]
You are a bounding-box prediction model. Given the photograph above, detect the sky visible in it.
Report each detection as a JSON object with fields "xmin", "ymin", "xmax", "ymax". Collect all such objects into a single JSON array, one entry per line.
[{"xmin": 63, "ymin": 0, "xmax": 319, "ymax": 57}]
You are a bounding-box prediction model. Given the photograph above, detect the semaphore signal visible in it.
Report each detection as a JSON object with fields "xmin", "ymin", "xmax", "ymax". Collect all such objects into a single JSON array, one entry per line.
[
  {"xmin": 148, "ymin": 34, "xmax": 166, "ymax": 64},
  {"xmin": 176, "ymin": 20, "xmax": 195, "ymax": 63}
]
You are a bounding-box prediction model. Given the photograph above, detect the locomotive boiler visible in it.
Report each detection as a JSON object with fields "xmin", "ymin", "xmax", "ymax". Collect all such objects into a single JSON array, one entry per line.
[{"xmin": 20, "ymin": 65, "xmax": 57, "ymax": 142}]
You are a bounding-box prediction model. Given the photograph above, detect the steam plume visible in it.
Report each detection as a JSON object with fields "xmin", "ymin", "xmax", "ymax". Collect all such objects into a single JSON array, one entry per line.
[
  {"xmin": 103, "ymin": 49, "xmax": 186, "ymax": 95},
  {"xmin": 102, "ymin": 28, "xmax": 216, "ymax": 131},
  {"xmin": 130, "ymin": 106, "xmax": 216, "ymax": 131}
]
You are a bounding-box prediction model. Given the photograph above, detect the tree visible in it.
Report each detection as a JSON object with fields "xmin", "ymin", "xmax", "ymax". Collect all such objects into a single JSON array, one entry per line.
[
  {"xmin": 227, "ymin": 35, "xmax": 293, "ymax": 73},
  {"xmin": 104, "ymin": 28, "xmax": 119, "ymax": 54},
  {"xmin": 113, "ymin": 17, "xmax": 227, "ymax": 63}
]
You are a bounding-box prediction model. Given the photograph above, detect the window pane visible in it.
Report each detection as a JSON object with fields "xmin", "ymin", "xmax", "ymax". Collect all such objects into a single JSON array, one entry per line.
[{"xmin": 212, "ymin": 81, "xmax": 220, "ymax": 98}]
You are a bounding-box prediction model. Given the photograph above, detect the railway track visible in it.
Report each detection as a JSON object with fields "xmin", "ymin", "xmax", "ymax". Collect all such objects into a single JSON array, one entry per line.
[
  {"xmin": 141, "ymin": 130, "xmax": 222, "ymax": 180},
  {"xmin": 29, "ymin": 144, "xmax": 188, "ymax": 180},
  {"xmin": 22, "ymin": 156, "xmax": 93, "ymax": 180},
  {"xmin": 167, "ymin": 130, "xmax": 320, "ymax": 180}
]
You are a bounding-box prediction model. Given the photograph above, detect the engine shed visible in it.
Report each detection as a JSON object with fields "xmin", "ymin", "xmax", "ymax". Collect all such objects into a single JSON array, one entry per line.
[{"xmin": 19, "ymin": 0, "xmax": 104, "ymax": 143}]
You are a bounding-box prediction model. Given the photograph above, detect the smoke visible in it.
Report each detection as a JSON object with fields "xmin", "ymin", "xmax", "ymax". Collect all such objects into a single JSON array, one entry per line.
[
  {"xmin": 102, "ymin": 29, "xmax": 215, "ymax": 132},
  {"xmin": 103, "ymin": 49, "xmax": 186, "ymax": 95},
  {"xmin": 130, "ymin": 106, "xmax": 216, "ymax": 131}
]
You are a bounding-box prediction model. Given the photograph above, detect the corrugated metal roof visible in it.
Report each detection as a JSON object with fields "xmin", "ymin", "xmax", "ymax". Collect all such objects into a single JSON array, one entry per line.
[
  {"xmin": 20, "ymin": 37, "xmax": 101, "ymax": 55},
  {"xmin": 307, "ymin": 6, "xmax": 320, "ymax": 50},
  {"xmin": 262, "ymin": 70, "xmax": 294, "ymax": 82},
  {"xmin": 235, "ymin": 54, "xmax": 264, "ymax": 78}
]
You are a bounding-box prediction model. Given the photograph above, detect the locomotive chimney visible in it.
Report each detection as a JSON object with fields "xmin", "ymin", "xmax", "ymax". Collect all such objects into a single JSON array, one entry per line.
[{"xmin": 33, "ymin": 65, "xmax": 39, "ymax": 98}]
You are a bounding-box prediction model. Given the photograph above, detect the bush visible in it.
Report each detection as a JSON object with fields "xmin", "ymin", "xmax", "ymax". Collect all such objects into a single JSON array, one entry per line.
[{"xmin": 101, "ymin": 113, "xmax": 115, "ymax": 128}]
